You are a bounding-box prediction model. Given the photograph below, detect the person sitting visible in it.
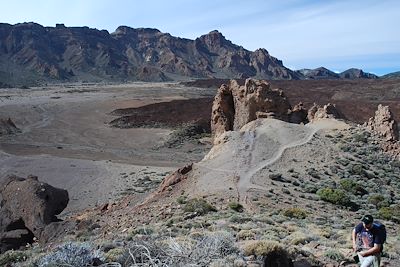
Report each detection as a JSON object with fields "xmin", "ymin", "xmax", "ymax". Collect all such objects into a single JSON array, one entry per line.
[{"xmin": 352, "ymin": 215, "xmax": 384, "ymax": 267}]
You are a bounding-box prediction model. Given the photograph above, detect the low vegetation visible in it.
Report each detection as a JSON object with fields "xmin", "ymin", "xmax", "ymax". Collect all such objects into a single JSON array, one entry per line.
[{"xmin": 183, "ymin": 198, "xmax": 217, "ymax": 215}]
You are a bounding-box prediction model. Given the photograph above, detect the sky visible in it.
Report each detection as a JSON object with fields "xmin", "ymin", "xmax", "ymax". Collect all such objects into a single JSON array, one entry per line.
[{"xmin": 1, "ymin": 0, "xmax": 399, "ymax": 75}]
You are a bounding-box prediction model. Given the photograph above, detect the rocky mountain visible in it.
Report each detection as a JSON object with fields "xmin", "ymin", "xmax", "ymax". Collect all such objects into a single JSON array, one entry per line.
[
  {"xmin": 297, "ymin": 67, "xmax": 378, "ymax": 80},
  {"xmin": 0, "ymin": 23, "xmax": 301, "ymax": 86}
]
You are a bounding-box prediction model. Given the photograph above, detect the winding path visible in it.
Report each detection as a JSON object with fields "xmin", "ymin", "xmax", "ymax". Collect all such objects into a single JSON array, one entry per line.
[{"xmin": 195, "ymin": 119, "xmax": 347, "ymax": 211}]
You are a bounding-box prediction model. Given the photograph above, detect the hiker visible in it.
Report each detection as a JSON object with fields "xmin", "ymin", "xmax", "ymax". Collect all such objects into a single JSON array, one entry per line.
[{"xmin": 352, "ymin": 215, "xmax": 385, "ymax": 267}]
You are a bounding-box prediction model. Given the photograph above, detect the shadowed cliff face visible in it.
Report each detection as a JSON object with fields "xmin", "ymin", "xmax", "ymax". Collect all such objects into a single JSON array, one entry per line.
[{"xmin": 0, "ymin": 22, "xmax": 301, "ymax": 86}]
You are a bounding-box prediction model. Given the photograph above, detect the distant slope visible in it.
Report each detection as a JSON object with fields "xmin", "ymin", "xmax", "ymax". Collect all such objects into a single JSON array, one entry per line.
[
  {"xmin": 339, "ymin": 68, "xmax": 378, "ymax": 79},
  {"xmin": 296, "ymin": 67, "xmax": 378, "ymax": 80},
  {"xmin": 381, "ymin": 71, "xmax": 400, "ymax": 79},
  {"xmin": 0, "ymin": 23, "xmax": 300, "ymax": 86},
  {"xmin": 296, "ymin": 67, "xmax": 339, "ymax": 79}
]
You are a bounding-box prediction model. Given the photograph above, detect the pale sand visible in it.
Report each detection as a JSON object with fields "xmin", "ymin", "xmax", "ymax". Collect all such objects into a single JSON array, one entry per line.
[{"xmin": 0, "ymin": 82, "xmax": 214, "ymax": 214}]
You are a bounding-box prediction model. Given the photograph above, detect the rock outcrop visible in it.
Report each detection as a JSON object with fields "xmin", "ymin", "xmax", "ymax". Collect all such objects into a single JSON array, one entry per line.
[
  {"xmin": 289, "ymin": 102, "xmax": 308, "ymax": 124},
  {"xmin": 365, "ymin": 104, "xmax": 399, "ymax": 142},
  {"xmin": 364, "ymin": 105, "xmax": 400, "ymax": 159},
  {"xmin": 0, "ymin": 118, "xmax": 21, "ymax": 135},
  {"xmin": 0, "ymin": 175, "xmax": 69, "ymax": 252},
  {"xmin": 307, "ymin": 103, "xmax": 344, "ymax": 122},
  {"xmin": 211, "ymin": 79, "xmax": 292, "ymax": 138}
]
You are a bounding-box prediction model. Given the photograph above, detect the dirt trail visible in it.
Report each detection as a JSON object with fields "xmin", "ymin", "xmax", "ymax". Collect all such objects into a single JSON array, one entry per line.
[{"xmin": 193, "ymin": 118, "xmax": 349, "ymax": 208}]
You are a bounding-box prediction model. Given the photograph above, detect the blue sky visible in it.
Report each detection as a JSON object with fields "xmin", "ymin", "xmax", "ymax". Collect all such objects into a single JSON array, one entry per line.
[{"xmin": 1, "ymin": 0, "xmax": 399, "ymax": 75}]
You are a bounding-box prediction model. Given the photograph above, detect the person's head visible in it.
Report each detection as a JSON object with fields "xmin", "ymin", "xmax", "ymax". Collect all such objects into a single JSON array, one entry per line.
[{"xmin": 361, "ymin": 215, "xmax": 374, "ymax": 230}]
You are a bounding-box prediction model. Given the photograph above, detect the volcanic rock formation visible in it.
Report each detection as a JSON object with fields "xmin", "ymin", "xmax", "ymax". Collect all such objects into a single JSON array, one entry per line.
[
  {"xmin": 0, "ymin": 175, "xmax": 69, "ymax": 252},
  {"xmin": 211, "ymin": 79, "xmax": 292, "ymax": 138},
  {"xmin": 307, "ymin": 103, "xmax": 344, "ymax": 122},
  {"xmin": 0, "ymin": 118, "xmax": 21, "ymax": 135},
  {"xmin": 365, "ymin": 104, "xmax": 399, "ymax": 142}
]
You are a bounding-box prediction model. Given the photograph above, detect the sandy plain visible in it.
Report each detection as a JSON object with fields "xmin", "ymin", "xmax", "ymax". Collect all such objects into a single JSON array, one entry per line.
[{"xmin": 0, "ymin": 82, "xmax": 215, "ymax": 215}]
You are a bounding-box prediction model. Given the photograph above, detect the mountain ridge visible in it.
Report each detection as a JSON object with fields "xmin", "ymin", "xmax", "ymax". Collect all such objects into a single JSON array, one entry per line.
[
  {"xmin": 0, "ymin": 22, "xmax": 386, "ymax": 87},
  {"xmin": 0, "ymin": 22, "xmax": 300, "ymax": 86}
]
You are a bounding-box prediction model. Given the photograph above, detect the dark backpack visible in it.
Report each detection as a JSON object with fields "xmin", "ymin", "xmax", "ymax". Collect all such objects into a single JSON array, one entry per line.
[{"xmin": 373, "ymin": 222, "xmax": 387, "ymax": 244}]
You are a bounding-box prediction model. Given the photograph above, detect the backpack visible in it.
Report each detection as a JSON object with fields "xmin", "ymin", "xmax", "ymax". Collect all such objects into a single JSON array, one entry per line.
[{"xmin": 373, "ymin": 222, "xmax": 387, "ymax": 244}]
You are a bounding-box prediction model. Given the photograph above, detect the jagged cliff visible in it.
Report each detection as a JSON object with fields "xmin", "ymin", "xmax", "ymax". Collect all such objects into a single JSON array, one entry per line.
[{"xmin": 0, "ymin": 23, "xmax": 300, "ymax": 86}]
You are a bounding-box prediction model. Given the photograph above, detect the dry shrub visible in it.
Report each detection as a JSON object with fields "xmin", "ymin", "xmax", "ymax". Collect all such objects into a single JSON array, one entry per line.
[
  {"xmin": 120, "ymin": 230, "xmax": 237, "ymax": 266},
  {"xmin": 237, "ymin": 230, "xmax": 256, "ymax": 241}
]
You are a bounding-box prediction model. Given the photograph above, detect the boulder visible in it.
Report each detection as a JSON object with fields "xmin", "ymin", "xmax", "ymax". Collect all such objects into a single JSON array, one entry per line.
[
  {"xmin": 158, "ymin": 164, "xmax": 193, "ymax": 192},
  {"xmin": 365, "ymin": 104, "xmax": 399, "ymax": 142},
  {"xmin": 307, "ymin": 103, "xmax": 344, "ymax": 122},
  {"xmin": 211, "ymin": 79, "xmax": 292, "ymax": 138},
  {"xmin": 0, "ymin": 118, "xmax": 21, "ymax": 135},
  {"xmin": 0, "ymin": 175, "xmax": 69, "ymax": 252}
]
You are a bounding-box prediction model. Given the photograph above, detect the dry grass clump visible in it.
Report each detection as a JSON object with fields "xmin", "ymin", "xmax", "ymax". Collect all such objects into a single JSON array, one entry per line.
[
  {"xmin": 282, "ymin": 207, "xmax": 308, "ymax": 219},
  {"xmin": 286, "ymin": 231, "xmax": 315, "ymax": 245},
  {"xmin": 237, "ymin": 230, "xmax": 256, "ymax": 241},
  {"xmin": 242, "ymin": 240, "xmax": 285, "ymax": 256}
]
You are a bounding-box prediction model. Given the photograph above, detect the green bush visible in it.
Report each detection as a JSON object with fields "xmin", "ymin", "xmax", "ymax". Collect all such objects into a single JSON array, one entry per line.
[
  {"xmin": 177, "ymin": 195, "xmax": 187, "ymax": 204},
  {"xmin": 228, "ymin": 202, "xmax": 244, "ymax": 212},
  {"xmin": 282, "ymin": 207, "xmax": 307, "ymax": 219},
  {"xmin": 317, "ymin": 188, "xmax": 353, "ymax": 207},
  {"xmin": 349, "ymin": 164, "xmax": 365, "ymax": 175},
  {"xmin": 183, "ymin": 198, "xmax": 217, "ymax": 215},
  {"xmin": 339, "ymin": 179, "xmax": 367, "ymax": 195},
  {"xmin": 368, "ymin": 194, "xmax": 390, "ymax": 208},
  {"xmin": 352, "ymin": 133, "xmax": 368, "ymax": 143},
  {"xmin": 378, "ymin": 205, "xmax": 400, "ymax": 222}
]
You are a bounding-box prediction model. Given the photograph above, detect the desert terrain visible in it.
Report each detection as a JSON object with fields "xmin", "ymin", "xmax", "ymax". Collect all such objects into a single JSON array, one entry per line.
[{"xmin": 0, "ymin": 82, "xmax": 215, "ymax": 214}]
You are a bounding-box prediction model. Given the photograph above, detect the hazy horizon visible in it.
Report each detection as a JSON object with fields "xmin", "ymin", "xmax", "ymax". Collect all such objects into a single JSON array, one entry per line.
[{"xmin": 1, "ymin": 0, "xmax": 399, "ymax": 76}]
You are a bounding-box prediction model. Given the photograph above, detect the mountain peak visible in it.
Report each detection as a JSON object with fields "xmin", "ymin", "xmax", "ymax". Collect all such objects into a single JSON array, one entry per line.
[
  {"xmin": 113, "ymin": 26, "xmax": 161, "ymax": 35},
  {"xmin": 198, "ymin": 30, "xmax": 227, "ymax": 45}
]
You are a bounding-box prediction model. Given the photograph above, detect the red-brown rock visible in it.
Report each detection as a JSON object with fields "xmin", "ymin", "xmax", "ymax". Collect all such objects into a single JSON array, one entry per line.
[
  {"xmin": 158, "ymin": 164, "xmax": 193, "ymax": 192},
  {"xmin": 0, "ymin": 175, "xmax": 69, "ymax": 251}
]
